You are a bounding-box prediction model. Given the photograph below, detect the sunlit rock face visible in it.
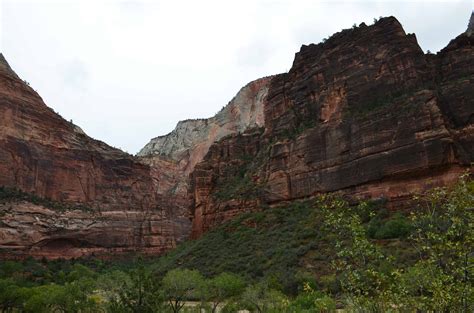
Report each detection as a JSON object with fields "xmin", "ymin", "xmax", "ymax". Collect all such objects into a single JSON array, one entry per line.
[{"xmin": 189, "ymin": 17, "xmax": 474, "ymax": 237}]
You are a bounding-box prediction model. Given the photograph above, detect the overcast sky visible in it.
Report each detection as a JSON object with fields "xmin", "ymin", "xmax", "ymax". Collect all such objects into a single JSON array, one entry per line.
[{"xmin": 1, "ymin": 0, "xmax": 471, "ymax": 153}]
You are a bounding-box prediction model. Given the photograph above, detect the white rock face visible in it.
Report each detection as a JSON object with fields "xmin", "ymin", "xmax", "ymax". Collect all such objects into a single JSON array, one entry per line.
[{"xmin": 137, "ymin": 76, "xmax": 272, "ymax": 174}]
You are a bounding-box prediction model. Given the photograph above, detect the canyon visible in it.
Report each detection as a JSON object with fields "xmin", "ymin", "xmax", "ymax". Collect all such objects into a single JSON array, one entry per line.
[
  {"xmin": 190, "ymin": 16, "xmax": 474, "ymax": 236},
  {"xmin": 0, "ymin": 16, "xmax": 472, "ymax": 258}
]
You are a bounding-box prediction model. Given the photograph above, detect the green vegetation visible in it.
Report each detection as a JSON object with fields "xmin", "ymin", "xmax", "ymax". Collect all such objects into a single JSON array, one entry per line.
[
  {"xmin": 0, "ymin": 186, "xmax": 94, "ymax": 212},
  {"xmin": 212, "ymin": 171, "xmax": 262, "ymax": 201},
  {"xmin": 367, "ymin": 211, "xmax": 412, "ymax": 239},
  {"xmin": 204, "ymin": 273, "xmax": 245, "ymax": 313},
  {"xmin": 162, "ymin": 269, "xmax": 204, "ymax": 312},
  {"xmin": 212, "ymin": 153, "xmax": 264, "ymax": 201},
  {"xmin": 155, "ymin": 200, "xmax": 336, "ymax": 294},
  {"xmin": 0, "ymin": 176, "xmax": 472, "ymax": 311}
]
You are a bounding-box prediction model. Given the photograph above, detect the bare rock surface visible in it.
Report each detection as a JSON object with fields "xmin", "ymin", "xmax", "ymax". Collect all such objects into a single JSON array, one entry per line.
[
  {"xmin": 0, "ymin": 54, "xmax": 189, "ymax": 258},
  {"xmin": 138, "ymin": 77, "xmax": 271, "ymax": 175},
  {"xmin": 0, "ymin": 56, "xmax": 270, "ymax": 258},
  {"xmin": 189, "ymin": 17, "xmax": 474, "ymax": 237}
]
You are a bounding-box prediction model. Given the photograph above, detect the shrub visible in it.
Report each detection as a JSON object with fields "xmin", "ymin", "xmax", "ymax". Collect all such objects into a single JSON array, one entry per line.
[
  {"xmin": 367, "ymin": 213, "xmax": 412, "ymax": 239},
  {"xmin": 373, "ymin": 215, "xmax": 412, "ymax": 239}
]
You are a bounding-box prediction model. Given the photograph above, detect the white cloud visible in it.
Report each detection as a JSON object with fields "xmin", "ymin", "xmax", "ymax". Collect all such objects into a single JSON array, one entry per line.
[{"xmin": 1, "ymin": 0, "xmax": 472, "ymax": 153}]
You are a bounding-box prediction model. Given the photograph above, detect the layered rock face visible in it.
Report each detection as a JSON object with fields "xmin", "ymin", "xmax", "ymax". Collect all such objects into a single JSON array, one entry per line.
[
  {"xmin": 137, "ymin": 77, "xmax": 271, "ymax": 232},
  {"xmin": 190, "ymin": 17, "xmax": 474, "ymax": 237},
  {"xmin": 138, "ymin": 77, "xmax": 271, "ymax": 175},
  {"xmin": 190, "ymin": 129, "xmax": 265, "ymax": 237},
  {"xmin": 0, "ymin": 54, "xmax": 189, "ymax": 258},
  {"xmin": 0, "ymin": 55, "xmax": 271, "ymax": 258},
  {"xmin": 1, "ymin": 15, "xmax": 472, "ymax": 256}
]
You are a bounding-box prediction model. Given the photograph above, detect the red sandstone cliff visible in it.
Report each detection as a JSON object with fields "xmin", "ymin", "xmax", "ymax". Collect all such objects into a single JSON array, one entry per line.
[
  {"xmin": 0, "ymin": 55, "xmax": 271, "ymax": 259},
  {"xmin": 190, "ymin": 17, "xmax": 474, "ymax": 237},
  {"xmin": 0, "ymin": 54, "xmax": 189, "ymax": 258},
  {"xmin": 136, "ymin": 77, "xmax": 272, "ymax": 236},
  {"xmin": 1, "ymin": 15, "xmax": 472, "ymax": 256}
]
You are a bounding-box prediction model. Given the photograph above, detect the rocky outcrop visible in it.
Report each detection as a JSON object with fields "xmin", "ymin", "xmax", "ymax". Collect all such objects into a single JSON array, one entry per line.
[
  {"xmin": 467, "ymin": 11, "xmax": 474, "ymax": 35},
  {"xmin": 0, "ymin": 201, "xmax": 183, "ymax": 259},
  {"xmin": 2, "ymin": 15, "xmax": 472, "ymax": 256},
  {"xmin": 137, "ymin": 77, "xmax": 272, "ymax": 234},
  {"xmin": 0, "ymin": 55, "xmax": 271, "ymax": 259},
  {"xmin": 190, "ymin": 17, "xmax": 474, "ymax": 237},
  {"xmin": 190, "ymin": 129, "xmax": 265, "ymax": 237},
  {"xmin": 0, "ymin": 54, "xmax": 189, "ymax": 258},
  {"xmin": 138, "ymin": 77, "xmax": 271, "ymax": 175}
]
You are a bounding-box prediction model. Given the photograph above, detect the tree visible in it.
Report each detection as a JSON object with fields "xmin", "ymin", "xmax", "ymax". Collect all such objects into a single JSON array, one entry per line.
[
  {"xmin": 319, "ymin": 175, "xmax": 473, "ymax": 311},
  {"xmin": 162, "ymin": 268, "xmax": 205, "ymax": 313},
  {"xmin": 23, "ymin": 279, "xmax": 101, "ymax": 313},
  {"xmin": 110, "ymin": 265, "xmax": 163, "ymax": 313},
  {"xmin": 97, "ymin": 270, "xmax": 131, "ymax": 303},
  {"xmin": 205, "ymin": 272, "xmax": 245, "ymax": 313},
  {"xmin": 240, "ymin": 280, "xmax": 287, "ymax": 313},
  {"xmin": 320, "ymin": 195, "xmax": 402, "ymax": 311},
  {"xmin": 405, "ymin": 175, "xmax": 473, "ymax": 311},
  {"xmin": 0, "ymin": 279, "xmax": 31, "ymax": 313},
  {"xmin": 288, "ymin": 282, "xmax": 335, "ymax": 313},
  {"xmin": 66, "ymin": 263, "xmax": 96, "ymax": 282}
]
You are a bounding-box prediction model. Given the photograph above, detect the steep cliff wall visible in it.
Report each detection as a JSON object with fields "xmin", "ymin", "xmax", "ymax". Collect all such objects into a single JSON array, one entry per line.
[
  {"xmin": 138, "ymin": 77, "xmax": 271, "ymax": 175},
  {"xmin": 0, "ymin": 54, "xmax": 189, "ymax": 258},
  {"xmin": 190, "ymin": 17, "xmax": 474, "ymax": 237},
  {"xmin": 0, "ymin": 57, "xmax": 271, "ymax": 259},
  {"xmin": 2, "ymin": 15, "xmax": 472, "ymax": 256},
  {"xmin": 137, "ymin": 77, "xmax": 272, "ymax": 231}
]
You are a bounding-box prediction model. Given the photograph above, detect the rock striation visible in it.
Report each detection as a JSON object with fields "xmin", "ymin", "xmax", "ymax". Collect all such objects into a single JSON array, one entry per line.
[
  {"xmin": 1, "ymin": 15, "xmax": 473, "ymax": 256},
  {"xmin": 0, "ymin": 55, "xmax": 271, "ymax": 259},
  {"xmin": 0, "ymin": 54, "xmax": 189, "ymax": 258},
  {"xmin": 137, "ymin": 77, "xmax": 272, "ymax": 235},
  {"xmin": 190, "ymin": 17, "xmax": 474, "ymax": 237},
  {"xmin": 138, "ymin": 77, "xmax": 271, "ymax": 175}
]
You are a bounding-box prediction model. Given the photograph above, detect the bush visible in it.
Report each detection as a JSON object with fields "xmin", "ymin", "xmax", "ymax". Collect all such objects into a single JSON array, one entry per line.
[
  {"xmin": 288, "ymin": 283, "xmax": 336, "ymax": 312},
  {"xmin": 368, "ymin": 213, "xmax": 412, "ymax": 239}
]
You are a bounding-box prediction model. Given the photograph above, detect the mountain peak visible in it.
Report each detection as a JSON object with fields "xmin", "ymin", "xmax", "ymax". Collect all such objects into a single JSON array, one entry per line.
[
  {"xmin": 0, "ymin": 53, "xmax": 19, "ymax": 79},
  {"xmin": 467, "ymin": 11, "xmax": 474, "ymax": 35}
]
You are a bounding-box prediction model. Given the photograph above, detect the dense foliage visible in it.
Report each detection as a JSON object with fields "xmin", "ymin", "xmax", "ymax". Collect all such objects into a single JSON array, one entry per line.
[{"xmin": 0, "ymin": 176, "xmax": 472, "ymax": 312}]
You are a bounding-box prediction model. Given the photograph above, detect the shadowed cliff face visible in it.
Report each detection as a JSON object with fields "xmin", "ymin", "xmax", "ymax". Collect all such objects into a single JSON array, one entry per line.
[
  {"xmin": 0, "ymin": 54, "xmax": 190, "ymax": 259},
  {"xmin": 0, "ymin": 55, "xmax": 271, "ymax": 259},
  {"xmin": 190, "ymin": 17, "xmax": 474, "ymax": 237}
]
